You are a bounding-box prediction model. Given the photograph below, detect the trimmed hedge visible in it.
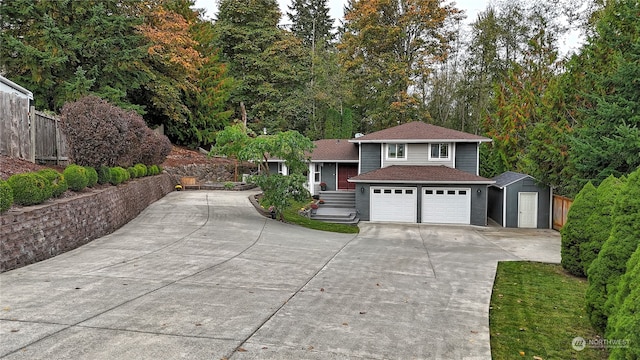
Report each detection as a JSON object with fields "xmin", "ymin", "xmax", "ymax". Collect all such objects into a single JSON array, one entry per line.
[
  {"xmin": 109, "ymin": 167, "xmax": 128, "ymax": 185},
  {"xmin": 84, "ymin": 167, "xmax": 98, "ymax": 188},
  {"xmin": 586, "ymin": 168, "xmax": 640, "ymax": 332},
  {"xmin": 561, "ymin": 181, "xmax": 597, "ymax": 277},
  {"xmin": 63, "ymin": 165, "xmax": 89, "ymax": 192},
  {"xmin": 134, "ymin": 163, "xmax": 147, "ymax": 177},
  {"xmin": 0, "ymin": 179, "xmax": 13, "ymax": 213},
  {"xmin": 606, "ymin": 244, "xmax": 640, "ymax": 358},
  {"xmin": 580, "ymin": 175, "xmax": 624, "ymax": 274},
  {"xmin": 97, "ymin": 166, "xmax": 111, "ymax": 185},
  {"xmin": 37, "ymin": 169, "xmax": 68, "ymax": 198},
  {"xmin": 7, "ymin": 173, "xmax": 51, "ymax": 206}
]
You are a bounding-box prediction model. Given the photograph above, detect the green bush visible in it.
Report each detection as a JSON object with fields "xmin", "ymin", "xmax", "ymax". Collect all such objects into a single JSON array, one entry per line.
[
  {"xmin": 84, "ymin": 166, "xmax": 98, "ymax": 187},
  {"xmin": 123, "ymin": 167, "xmax": 131, "ymax": 181},
  {"xmin": 224, "ymin": 181, "xmax": 234, "ymax": 190},
  {"xmin": 7, "ymin": 173, "xmax": 51, "ymax": 206},
  {"xmin": 580, "ymin": 175, "xmax": 625, "ymax": 274},
  {"xmin": 586, "ymin": 168, "xmax": 640, "ymax": 332},
  {"xmin": 127, "ymin": 167, "xmax": 137, "ymax": 179},
  {"xmin": 63, "ymin": 165, "xmax": 89, "ymax": 191},
  {"xmin": 561, "ymin": 181, "xmax": 597, "ymax": 277},
  {"xmin": 134, "ymin": 163, "xmax": 147, "ymax": 177},
  {"xmin": 109, "ymin": 167, "xmax": 128, "ymax": 185},
  {"xmin": 37, "ymin": 169, "xmax": 68, "ymax": 197},
  {"xmin": 97, "ymin": 166, "xmax": 111, "ymax": 184},
  {"xmin": 147, "ymin": 165, "xmax": 158, "ymax": 176},
  {"xmin": 0, "ymin": 179, "xmax": 14, "ymax": 212},
  {"xmin": 606, "ymin": 244, "xmax": 640, "ymax": 358}
]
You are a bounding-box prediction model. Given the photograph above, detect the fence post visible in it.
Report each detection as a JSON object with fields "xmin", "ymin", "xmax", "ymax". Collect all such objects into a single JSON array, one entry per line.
[{"xmin": 29, "ymin": 105, "xmax": 36, "ymax": 163}]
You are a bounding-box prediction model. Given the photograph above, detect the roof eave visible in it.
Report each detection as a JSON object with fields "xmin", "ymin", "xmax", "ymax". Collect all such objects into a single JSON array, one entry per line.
[
  {"xmin": 349, "ymin": 179, "xmax": 496, "ymax": 185},
  {"xmin": 349, "ymin": 139, "xmax": 492, "ymax": 144}
]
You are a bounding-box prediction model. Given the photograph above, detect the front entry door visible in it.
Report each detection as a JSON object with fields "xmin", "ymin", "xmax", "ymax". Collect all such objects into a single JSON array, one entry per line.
[
  {"xmin": 518, "ymin": 192, "xmax": 538, "ymax": 228},
  {"xmin": 337, "ymin": 164, "xmax": 358, "ymax": 190}
]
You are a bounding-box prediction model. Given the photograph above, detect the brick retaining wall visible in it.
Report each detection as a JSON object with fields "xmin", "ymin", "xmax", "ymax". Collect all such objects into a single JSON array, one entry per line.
[{"xmin": 0, "ymin": 174, "xmax": 175, "ymax": 272}]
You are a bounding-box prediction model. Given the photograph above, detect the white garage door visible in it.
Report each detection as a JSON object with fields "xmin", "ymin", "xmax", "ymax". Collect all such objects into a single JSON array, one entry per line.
[
  {"xmin": 422, "ymin": 188, "xmax": 471, "ymax": 224},
  {"xmin": 370, "ymin": 187, "xmax": 417, "ymax": 223}
]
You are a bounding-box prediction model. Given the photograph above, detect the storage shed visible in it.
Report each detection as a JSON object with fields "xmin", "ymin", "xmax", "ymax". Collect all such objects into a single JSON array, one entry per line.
[{"xmin": 488, "ymin": 171, "xmax": 551, "ymax": 229}]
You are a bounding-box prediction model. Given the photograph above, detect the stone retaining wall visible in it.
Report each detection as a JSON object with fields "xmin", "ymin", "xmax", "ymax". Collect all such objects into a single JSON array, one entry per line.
[{"xmin": 0, "ymin": 174, "xmax": 174, "ymax": 272}]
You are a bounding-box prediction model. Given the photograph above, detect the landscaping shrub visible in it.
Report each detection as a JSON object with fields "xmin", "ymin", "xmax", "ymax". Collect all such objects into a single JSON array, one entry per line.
[
  {"xmin": 580, "ymin": 175, "xmax": 625, "ymax": 274},
  {"xmin": 97, "ymin": 166, "xmax": 111, "ymax": 184},
  {"xmin": 147, "ymin": 165, "xmax": 159, "ymax": 176},
  {"xmin": 586, "ymin": 167, "xmax": 640, "ymax": 332},
  {"xmin": 127, "ymin": 167, "xmax": 137, "ymax": 179},
  {"xmin": 7, "ymin": 173, "xmax": 51, "ymax": 205},
  {"xmin": 84, "ymin": 166, "xmax": 98, "ymax": 187},
  {"xmin": 134, "ymin": 163, "xmax": 147, "ymax": 177},
  {"xmin": 109, "ymin": 167, "xmax": 128, "ymax": 185},
  {"xmin": 0, "ymin": 179, "xmax": 13, "ymax": 212},
  {"xmin": 63, "ymin": 165, "xmax": 89, "ymax": 191},
  {"xmin": 60, "ymin": 95, "xmax": 172, "ymax": 169},
  {"xmin": 561, "ymin": 181, "xmax": 597, "ymax": 277},
  {"xmin": 37, "ymin": 169, "xmax": 68, "ymax": 197},
  {"xmin": 606, "ymin": 244, "xmax": 640, "ymax": 358}
]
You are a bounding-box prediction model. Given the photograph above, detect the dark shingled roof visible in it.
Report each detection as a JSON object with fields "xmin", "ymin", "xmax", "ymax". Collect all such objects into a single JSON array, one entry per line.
[
  {"xmin": 492, "ymin": 171, "xmax": 532, "ymax": 188},
  {"xmin": 351, "ymin": 121, "xmax": 491, "ymax": 142},
  {"xmin": 349, "ymin": 165, "xmax": 494, "ymax": 184},
  {"xmin": 310, "ymin": 139, "xmax": 359, "ymax": 161}
]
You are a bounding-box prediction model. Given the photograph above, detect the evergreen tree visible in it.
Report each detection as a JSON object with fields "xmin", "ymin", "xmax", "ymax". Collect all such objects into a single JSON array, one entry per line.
[
  {"xmin": 570, "ymin": 0, "xmax": 640, "ymax": 187},
  {"xmin": 586, "ymin": 167, "xmax": 640, "ymax": 332},
  {"xmin": 287, "ymin": 0, "xmax": 334, "ymax": 48},
  {"xmin": 560, "ymin": 181, "xmax": 598, "ymax": 277},
  {"xmin": 214, "ymin": 0, "xmax": 309, "ymax": 133}
]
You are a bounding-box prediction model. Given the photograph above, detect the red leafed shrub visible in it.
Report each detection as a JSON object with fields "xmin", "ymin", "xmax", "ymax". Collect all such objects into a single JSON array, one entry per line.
[{"xmin": 60, "ymin": 96, "xmax": 171, "ymax": 168}]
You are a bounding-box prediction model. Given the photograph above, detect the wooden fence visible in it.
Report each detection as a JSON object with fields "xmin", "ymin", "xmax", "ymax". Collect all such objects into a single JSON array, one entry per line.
[
  {"xmin": 553, "ymin": 194, "xmax": 573, "ymax": 231},
  {"xmin": 0, "ymin": 92, "xmax": 34, "ymax": 162},
  {"xmin": 1, "ymin": 92, "xmax": 69, "ymax": 165},
  {"xmin": 34, "ymin": 111, "xmax": 69, "ymax": 165}
]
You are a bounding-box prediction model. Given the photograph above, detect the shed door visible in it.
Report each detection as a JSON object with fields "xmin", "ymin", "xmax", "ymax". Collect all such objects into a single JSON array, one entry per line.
[
  {"xmin": 370, "ymin": 187, "xmax": 417, "ymax": 222},
  {"xmin": 422, "ymin": 188, "xmax": 471, "ymax": 224},
  {"xmin": 518, "ymin": 192, "xmax": 538, "ymax": 228}
]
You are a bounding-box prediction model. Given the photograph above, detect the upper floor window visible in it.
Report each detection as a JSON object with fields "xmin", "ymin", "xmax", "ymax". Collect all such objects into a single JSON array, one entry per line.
[
  {"xmin": 387, "ymin": 144, "xmax": 406, "ymax": 159},
  {"xmin": 430, "ymin": 143, "xmax": 450, "ymax": 160}
]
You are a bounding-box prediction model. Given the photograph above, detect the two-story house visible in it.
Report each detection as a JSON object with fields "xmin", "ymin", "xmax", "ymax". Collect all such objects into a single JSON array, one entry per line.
[
  {"xmin": 269, "ymin": 121, "xmax": 495, "ymax": 225},
  {"xmin": 347, "ymin": 121, "xmax": 493, "ymax": 225}
]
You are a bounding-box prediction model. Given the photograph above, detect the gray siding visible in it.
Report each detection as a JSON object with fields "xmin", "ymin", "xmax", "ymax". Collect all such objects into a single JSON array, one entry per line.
[
  {"xmin": 360, "ymin": 143, "xmax": 381, "ymax": 174},
  {"xmin": 455, "ymin": 143, "xmax": 478, "ymax": 175},
  {"xmin": 268, "ymin": 162, "xmax": 278, "ymax": 175},
  {"xmin": 354, "ymin": 183, "xmax": 371, "ymax": 221},
  {"xmin": 504, "ymin": 178, "xmax": 551, "ymax": 229},
  {"xmin": 382, "ymin": 143, "xmax": 454, "ymax": 168},
  {"xmin": 321, "ymin": 163, "xmax": 337, "ymax": 191}
]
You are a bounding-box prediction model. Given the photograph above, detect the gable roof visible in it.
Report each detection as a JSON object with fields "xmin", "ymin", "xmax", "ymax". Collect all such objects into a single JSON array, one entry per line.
[
  {"xmin": 349, "ymin": 165, "xmax": 494, "ymax": 184},
  {"xmin": 350, "ymin": 121, "xmax": 491, "ymax": 143},
  {"xmin": 310, "ymin": 139, "xmax": 358, "ymax": 161},
  {"xmin": 492, "ymin": 171, "xmax": 533, "ymax": 188}
]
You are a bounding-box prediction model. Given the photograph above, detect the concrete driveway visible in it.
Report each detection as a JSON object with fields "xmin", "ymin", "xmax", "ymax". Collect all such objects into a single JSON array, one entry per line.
[{"xmin": 0, "ymin": 190, "xmax": 559, "ymax": 359}]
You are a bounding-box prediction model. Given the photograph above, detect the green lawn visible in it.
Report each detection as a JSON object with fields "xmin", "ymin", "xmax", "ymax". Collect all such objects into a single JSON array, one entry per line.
[
  {"xmin": 281, "ymin": 202, "xmax": 360, "ymax": 234},
  {"xmin": 490, "ymin": 261, "xmax": 608, "ymax": 360}
]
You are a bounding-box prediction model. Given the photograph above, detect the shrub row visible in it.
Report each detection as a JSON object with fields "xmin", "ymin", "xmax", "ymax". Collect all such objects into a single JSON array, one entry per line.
[
  {"xmin": 0, "ymin": 164, "xmax": 163, "ymax": 212},
  {"xmin": 562, "ymin": 167, "xmax": 639, "ymax": 358},
  {"xmin": 60, "ymin": 95, "xmax": 172, "ymax": 169}
]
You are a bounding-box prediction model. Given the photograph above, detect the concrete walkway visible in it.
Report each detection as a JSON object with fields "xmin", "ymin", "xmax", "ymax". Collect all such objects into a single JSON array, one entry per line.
[{"xmin": 0, "ymin": 191, "xmax": 560, "ymax": 359}]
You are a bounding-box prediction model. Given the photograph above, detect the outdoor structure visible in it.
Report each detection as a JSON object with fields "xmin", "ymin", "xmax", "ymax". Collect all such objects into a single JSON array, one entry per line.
[
  {"xmin": 269, "ymin": 121, "xmax": 495, "ymax": 225},
  {"xmin": 488, "ymin": 171, "xmax": 552, "ymax": 229},
  {"xmin": 0, "ymin": 75, "xmax": 35, "ymax": 162}
]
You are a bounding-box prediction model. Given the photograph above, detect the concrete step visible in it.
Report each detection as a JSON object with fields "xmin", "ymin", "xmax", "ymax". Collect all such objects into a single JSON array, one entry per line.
[
  {"xmin": 320, "ymin": 202, "xmax": 355, "ymax": 208},
  {"xmin": 311, "ymin": 212, "xmax": 360, "ymax": 225}
]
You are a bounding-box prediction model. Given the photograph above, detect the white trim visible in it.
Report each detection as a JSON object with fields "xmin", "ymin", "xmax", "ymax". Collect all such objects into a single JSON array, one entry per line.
[
  {"xmin": 350, "ymin": 138, "xmax": 492, "ymax": 144},
  {"xmin": 503, "ymin": 186, "xmax": 507, "ymax": 227},
  {"xmin": 0, "ymin": 75, "xmax": 34, "ymax": 100},
  {"xmin": 428, "ymin": 143, "xmax": 451, "ymax": 162},
  {"xmin": 380, "ymin": 144, "xmax": 384, "ymax": 168},
  {"xmin": 358, "ymin": 143, "xmax": 362, "ymax": 174},
  {"xmin": 385, "ymin": 143, "xmax": 408, "ymax": 161},
  {"xmin": 349, "ymin": 179, "xmax": 495, "ymax": 185},
  {"xmin": 476, "ymin": 142, "xmax": 480, "ymax": 176}
]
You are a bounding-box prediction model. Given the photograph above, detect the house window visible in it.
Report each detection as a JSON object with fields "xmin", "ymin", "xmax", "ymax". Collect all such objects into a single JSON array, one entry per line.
[
  {"xmin": 277, "ymin": 163, "xmax": 286, "ymax": 175},
  {"xmin": 387, "ymin": 144, "xmax": 406, "ymax": 159},
  {"xmin": 314, "ymin": 164, "xmax": 321, "ymax": 182},
  {"xmin": 430, "ymin": 143, "xmax": 449, "ymax": 160}
]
